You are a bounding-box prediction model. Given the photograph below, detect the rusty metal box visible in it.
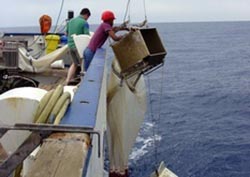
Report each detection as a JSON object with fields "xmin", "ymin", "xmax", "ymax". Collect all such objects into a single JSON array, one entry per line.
[{"xmin": 111, "ymin": 28, "xmax": 166, "ymax": 75}]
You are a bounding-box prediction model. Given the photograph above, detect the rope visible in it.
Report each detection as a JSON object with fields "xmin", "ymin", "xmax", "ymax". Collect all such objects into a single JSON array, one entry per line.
[
  {"xmin": 54, "ymin": 19, "xmax": 67, "ymax": 34},
  {"xmin": 146, "ymin": 64, "xmax": 165, "ymax": 175},
  {"xmin": 53, "ymin": 0, "xmax": 65, "ymax": 34},
  {"xmin": 34, "ymin": 84, "xmax": 71, "ymax": 124},
  {"xmin": 146, "ymin": 75, "xmax": 158, "ymax": 170},
  {"xmin": 123, "ymin": 0, "xmax": 131, "ymax": 23},
  {"xmin": 157, "ymin": 64, "xmax": 165, "ymax": 131},
  {"xmin": 27, "ymin": 35, "xmax": 43, "ymax": 48},
  {"xmin": 5, "ymin": 75, "xmax": 38, "ymax": 87},
  {"xmin": 123, "ymin": 0, "xmax": 148, "ymax": 27},
  {"xmin": 143, "ymin": 0, "xmax": 148, "ymax": 21}
]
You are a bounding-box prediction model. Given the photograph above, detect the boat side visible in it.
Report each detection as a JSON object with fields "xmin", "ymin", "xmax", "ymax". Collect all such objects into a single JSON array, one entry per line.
[{"xmin": 23, "ymin": 48, "xmax": 107, "ymax": 177}]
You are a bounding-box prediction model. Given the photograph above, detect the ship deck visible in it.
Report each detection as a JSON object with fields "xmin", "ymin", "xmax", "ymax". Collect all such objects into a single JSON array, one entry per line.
[
  {"xmin": 22, "ymin": 68, "xmax": 68, "ymax": 90},
  {"xmin": 0, "ymin": 49, "xmax": 107, "ymax": 176}
]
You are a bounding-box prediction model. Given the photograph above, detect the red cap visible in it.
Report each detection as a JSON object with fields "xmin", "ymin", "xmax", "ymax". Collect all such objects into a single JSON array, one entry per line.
[{"xmin": 101, "ymin": 10, "xmax": 116, "ymax": 21}]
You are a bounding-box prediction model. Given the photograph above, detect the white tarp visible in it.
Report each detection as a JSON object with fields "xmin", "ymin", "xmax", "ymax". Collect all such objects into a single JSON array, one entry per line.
[
  {"xmin": 107, "ymin": 59, "xmax": 147, "ymax": 175},
  {"xmin": 18, "ymin": 45, "xmax": 68, "ymax": 73}
]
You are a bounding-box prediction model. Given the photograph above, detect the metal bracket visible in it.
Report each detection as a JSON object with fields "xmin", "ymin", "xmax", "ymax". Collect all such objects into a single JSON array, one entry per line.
[{"xmin": 0, "ymin": 123, "xmax": 101, "ymax": 177}]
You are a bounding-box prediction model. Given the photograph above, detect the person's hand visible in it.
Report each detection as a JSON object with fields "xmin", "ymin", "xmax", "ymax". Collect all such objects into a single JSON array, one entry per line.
[
  {"xmin": 113, "ymin": 26, "xmax": 130, "ymax": 32},
  {"xmin": 120, "ymin": 20, "xmax": 129, "ymax": 28},
  {"xmin": 118, "ymin": 35, "xmax": 124, "ymax": 40},
  {"xmin": 112, "ymin": 26, "xmax": 120, "ymax": 32},
  {"xmin": 129, "ymin": 26, "xmax": 140, "ymax": 31}
]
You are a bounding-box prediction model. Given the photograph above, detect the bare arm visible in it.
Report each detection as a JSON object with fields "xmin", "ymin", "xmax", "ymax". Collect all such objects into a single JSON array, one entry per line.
[
  {"xmin": 108, "ymin": 30, "xmax": 123, "ymax": 41},
  {"xmin": 112, "ymin": 26, "xmax": 129, "ymax": 33},
  {"xmin": 108, "ymin": 26, "xmax": 129, "ymax": 41}
]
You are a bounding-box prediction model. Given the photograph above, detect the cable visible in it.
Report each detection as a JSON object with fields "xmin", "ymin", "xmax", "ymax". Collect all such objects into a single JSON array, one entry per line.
[
  {"xmin": 27, "ymin": 36, "xmax": 42, "ymax": 48},
  {"xmin": 146, "ymin": 74, "xmax": 158, "ymax": 170},
  {"xmin": 55, "ymin": 19, "xmax": 67, "ymax": 34},
  {"xmin": 145, "ymin": 64, "xmax": 166, "ymax": 175},
  {"xmin": 5, "ymin": 75, "xmax": 38, "ymax": 87},
  {"xmin": 53, "ymin": 0, "xmax": 65, "ymax": 34},
  {"xmin": 123, "ymin": 0, "xmax": 131, "ymax": 23},
  {"xmin": 143, "ymin": 0, "xmax": 148, "ymax": 21},
  {"xmin": 123, "ymin": 0, "xmax": 148, "ymax": 27}
]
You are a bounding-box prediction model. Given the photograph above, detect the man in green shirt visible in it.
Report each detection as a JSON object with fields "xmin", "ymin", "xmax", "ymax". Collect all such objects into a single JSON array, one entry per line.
[{"xmin": 65, "ymin": 8, "xmax": 91, "ymax": 85}]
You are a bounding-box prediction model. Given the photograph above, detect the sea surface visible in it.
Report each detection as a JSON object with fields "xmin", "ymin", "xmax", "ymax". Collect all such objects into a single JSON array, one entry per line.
[
  {"xmin": 2, "ymin": 21, "xmax": 250, "ymax": 177},
  {"xmin": 128, "ymin": 21, "xmax": 250, "ymax": 177}
]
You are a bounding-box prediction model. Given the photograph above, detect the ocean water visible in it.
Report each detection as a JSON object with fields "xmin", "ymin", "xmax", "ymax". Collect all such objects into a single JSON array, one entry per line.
[
  {"xmin": 2, "ymin": 21, "xmax": 250, "ymax": 177},
  {"xmin": 128, "ymin": 21, "xmax": 250, "ymax": 177}
]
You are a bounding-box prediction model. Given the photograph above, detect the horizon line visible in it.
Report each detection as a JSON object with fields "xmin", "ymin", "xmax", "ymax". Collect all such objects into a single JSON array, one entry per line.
[{"xmin": 0, "ymin": 19, "xmax": 250, "ymax": 28}]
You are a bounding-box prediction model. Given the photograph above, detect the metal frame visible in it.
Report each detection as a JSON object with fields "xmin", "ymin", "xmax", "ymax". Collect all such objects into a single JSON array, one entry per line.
[{"xmin": 0, "ymin": 123, "xmax": 100, "ymax": 177}]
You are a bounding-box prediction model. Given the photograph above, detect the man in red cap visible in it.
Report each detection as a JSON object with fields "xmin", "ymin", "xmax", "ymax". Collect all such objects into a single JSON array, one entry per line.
[{"xmin": 83, "ymin": 10, "xmax": 128, "ymax": 71}]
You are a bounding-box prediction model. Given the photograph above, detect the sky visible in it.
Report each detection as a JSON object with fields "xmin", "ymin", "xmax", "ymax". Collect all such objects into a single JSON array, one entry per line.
[{"xmin": 0, "ymin": 0, "xmax": 250, "ymax": 27}]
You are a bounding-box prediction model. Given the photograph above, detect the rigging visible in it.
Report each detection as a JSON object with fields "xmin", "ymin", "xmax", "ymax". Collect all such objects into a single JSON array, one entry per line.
[
  {"xmin": 28, "ymin": 0, "xmax": 65, "ymax": 59},
  {"xmin": 123, "ymin": 0, "xmax": 148, "ymax": 28},
  {"xmin": 122, "ymin": 0, "xmax": 167, "ymax": 176}
]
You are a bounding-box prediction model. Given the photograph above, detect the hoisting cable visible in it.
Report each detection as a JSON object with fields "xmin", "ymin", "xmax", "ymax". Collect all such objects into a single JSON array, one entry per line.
[
  {"xmin": 146, "ymin": 74, "xmax": 158, "ymax": 174},
  {"xmin": 143, "ymin": 0, "xmax": 148, "ymax": 21},
  {"xmin": 134, "ymin": 0, "xmax": 148, "ymax": 28},
  {"xmin": 123, "ymin": 0, "xmax": 131, "ymax": 24},
  {"xmin": 142, "ymin": 0, "xmax": 148, "ymax": 28},
  {"xmin": 123, "ymin": 0, "xmax": 148, "ymax": 28},
  {"xmin": 146, "ymin": 64, "xmax": 166, "ymax": 176},
  {"xmin": 108, "ymin": 0, "xmax": 131, "ymax": 51}
]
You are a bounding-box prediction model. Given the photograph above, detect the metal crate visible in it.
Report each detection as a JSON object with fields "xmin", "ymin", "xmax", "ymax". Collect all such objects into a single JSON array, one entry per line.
[
  {"xmin": 111, "ymin": 28, "xmax": 167, "ymax": 78},
  {"xmin": 2, "ymin": 42, "xmax": 20, "ymax": 69}
]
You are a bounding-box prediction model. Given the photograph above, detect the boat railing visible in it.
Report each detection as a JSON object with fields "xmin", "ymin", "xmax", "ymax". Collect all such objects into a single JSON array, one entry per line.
[
  {"xmin": 61, "ymin": 48, "xmax": 107, "ymax": 177},
  {"xmin": 0, "ymin": 48, "xmax": 107, "ymax": 177}
]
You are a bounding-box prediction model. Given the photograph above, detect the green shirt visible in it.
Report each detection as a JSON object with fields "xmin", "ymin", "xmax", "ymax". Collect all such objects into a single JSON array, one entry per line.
[{"xmin": 67, "ymin": 15, "xmax": 90, "ymax": 49}]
